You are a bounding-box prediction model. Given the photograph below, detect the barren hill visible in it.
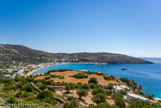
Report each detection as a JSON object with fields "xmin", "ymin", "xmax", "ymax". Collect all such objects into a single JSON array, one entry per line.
[{"xmin": 0, "ymin": 44, "xmax": 152, "ymax": 64}]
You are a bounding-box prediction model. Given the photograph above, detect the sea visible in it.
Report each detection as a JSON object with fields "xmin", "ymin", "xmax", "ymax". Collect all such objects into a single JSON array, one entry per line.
[{"xmin": 33, "ymin": 58, "xmax": 161, "ymax": 98}]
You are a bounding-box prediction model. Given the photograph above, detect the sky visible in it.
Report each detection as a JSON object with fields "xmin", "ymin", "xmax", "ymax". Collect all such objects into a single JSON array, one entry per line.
[{"xmin": 0, "ymin": 0, "xmax": 161, "ymax": 57}]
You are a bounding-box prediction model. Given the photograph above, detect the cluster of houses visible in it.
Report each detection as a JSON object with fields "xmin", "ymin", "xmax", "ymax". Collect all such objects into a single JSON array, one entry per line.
[{"xmin": 2, "ymin": 62, "xmax": 55, "ymax": 78}]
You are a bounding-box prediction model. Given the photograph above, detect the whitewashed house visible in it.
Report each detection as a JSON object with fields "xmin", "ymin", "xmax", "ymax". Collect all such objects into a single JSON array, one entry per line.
[
  {"xmin": 114, "ymin": 85, "xmax": 129, "ymax": 93},
  {"xmin": 124, "ymin": 92, "xmax": 148, "ymax": 102}
]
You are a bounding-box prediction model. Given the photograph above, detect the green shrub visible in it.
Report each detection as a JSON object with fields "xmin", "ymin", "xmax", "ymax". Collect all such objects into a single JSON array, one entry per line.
[
  {"xmin": 46, "ymin": 80, "xmax": 54, "ymax": 85},
  {"xmin": 45, "ymin": 76, "xmax": 51, "ymax": 80},
  {"xmin": 92, "ymin": 93, "xmax": 106, "ymax": 104},
  {"xmin": 43, "ymin": 98, "xmax": 57, "ymax": 105},
  {"xmin": 15, "ymin": 91, "xmax": 22, "ymax": 98},
  {"xmin": 64, "ymin": 96, "xmax": 78, "ymax": 108},
  {"xmin": 88, "ymin": 77, "xmax": 98, "ymax": 84},
  {"xmin": 112, "ymin": 93, "xmax": 125, "ymax": 108},
  {"xmin": 15, "ymin": 77, "xmax": 24, "ymax": 82},
  {"xmin": 112, "ymin": 93, "xmax": 123, "ymax": 99},
  {"xmin": 92, "ymin": 87, "xmax": 104, "ymax": 95},
  {"xmin": 65, "ymin": 85, "xmax": 71, "ymax": 91},
  {"xmin": 77, "ymin": 89, "xmax": 88, "ymax": 99},
  {"xmin": 26, "ymin": 77, "xmax": 34, "ymax": 82},
  {"xmin": 37, "ymin": 91, "xmax": 53, "ymax": 99},
  {"xmin": 2, "ymin": 78, "xmax": 13, "ymax": 85},
  {"xmin": 89, "ymin": 83, "xmax": 96, "ymax": 89},
  {"xmin": 104, "ymin": 76, "xmax": 111, "ymax": 81},
  {"xmin": 75, "ymin": 83, "xmax": 82, "ymax": 89},
  {"xmin": 129, "ymin": 99, "xmax": 161, "ymax": 108},
  {"xmin": 39, "ymin": 84, "xmax": 47, "ymax": 90},
  {"xmin": 114, "ymin": 97, "xmax": 125, "ymax": 108},
  {"xmin": 81, "ymin": 84, "xmax": 90, "ymax": 91},
  {"xmin": 73, "ymin": 73, "xmax": 88, "ymax": 79},
  {"xmin": 48, "ymin": 87, "xmax": 55, "ymax": 92},
  {"xmin": 51, "ymin": 75, "xmax": 59, "ymax": 78},
  {"xmin": 64, "ymin": 97, "xmax": 78, "ymax": 108},
  {"xmin": 23, "ymin": 85, "xmax": 34, "ymax": 92},
  {"xmin": 105, "ymin": 90, "xmax": 113, "ymax": 96},
  {"xmin": 3, "ymin": 86, "xmax": 14, "ymax": 91},
  {"xmin": 105, "ymin": 83, "xmax": 113, "ymax": 90},
  {"xmin": 7, "ymin": 97, "xmax": 16, "ymax": 104},
  {"xmin": 69, "ymin": 83, "xmax": 75, "ymax": 90},
  {"xmin": 59, "ymin": 76, "xmax": 65, "ymax": 79},
  {"xmin": 67, "ymin": 96, "xmax": 76, "ymax": 101}
]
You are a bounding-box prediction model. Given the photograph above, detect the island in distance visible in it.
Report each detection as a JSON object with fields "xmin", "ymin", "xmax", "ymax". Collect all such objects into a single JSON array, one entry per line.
[{"xmin": 0, "ymin": 44, "xmax": 153, "ymax": 64}]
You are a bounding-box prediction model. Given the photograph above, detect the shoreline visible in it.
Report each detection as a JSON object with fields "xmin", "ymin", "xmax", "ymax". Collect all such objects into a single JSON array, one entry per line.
[
  {"xmin": 25, "ymin": 67, "xmax": 44, "ymax": 77},
  {"xmin": 25, "ymin": 65, "xmax": 53, "ymax": 77}
]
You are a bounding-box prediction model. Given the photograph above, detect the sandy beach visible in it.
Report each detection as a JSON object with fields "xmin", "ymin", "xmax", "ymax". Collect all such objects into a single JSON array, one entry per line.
[{"xmin": 25, "ymin": 66, "xmax": 45, "ymax": 77}]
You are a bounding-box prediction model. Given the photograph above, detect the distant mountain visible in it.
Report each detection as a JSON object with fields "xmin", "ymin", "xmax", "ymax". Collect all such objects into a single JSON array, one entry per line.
[
  {"xmin": 0, "ymin": 44, "xmax": 56, "ymax": 64},
  {"xmin": 0, "ymin": 44, "xmax": 153, "ymax": 64}
]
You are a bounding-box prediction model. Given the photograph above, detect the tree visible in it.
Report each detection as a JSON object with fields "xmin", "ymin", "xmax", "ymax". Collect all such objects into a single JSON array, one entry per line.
[
  {"xmin": 69, "ymin": 83, "xmax": 75, "ymax": 90},
  {"xmin": 64, "ymin": 96, "xmax": 78, "ymax": 108},
  {"xmin": 24, "ymin": 85, "xmax": 34, "ymax": 92},
  {"xmin": 73, "ymin": 73, "xmax": 88, "ymax": 79},
  {"xmin": 89, "ymin": 83, "xmax": 96, "ymax": 89},
  {"xmin": 7, "ymin": 97, "xmax": 16, "ymax": 104},
  {"xmin": 128, "ymin": 99, "xmax": 161, "ymax": 108},
  {"xmin": 92, "ymin": 93, "xmax": 106, "ymax": 104},
  {"xmin": 39, "ymin": 84, "xmax": 47, "ymax": 90},
  {"xmin": 48, "ymin": 87, "xmax": 55, "ymax": 92},
  {"xmin": 105, "ymin": 90, "xmax": 113, "ymax": 96},
  {"xmin": 88, "ymin": 77, "xmax": 98, "ymax": 84},
  {"xmin": 65, "ymin": 85, "xmax": 71, "ymax": 92},
  {"xmin": 105, "ymin": 83, "xmax": 113, "ymax": 90},
  {"xmin": 46, "ymin": 80, "xmax": 54, "ymax": 85},
  {"xmin": 132, "ymin": 84, "xmax": 137, "ymax": 91},
  {"xmin": 77, "ymin": 89, "xmax": 88, "ymax": 99},
  {"xmin": 114, "ymin": 97, "xmax": 125, "ymax": 108},
  {"xmin": 81, "ymin": 84, "xmax": 90, "ymax": 91},
  {"xmin": 37, "ymin": 91, "xmax": 53, "ymax": 99},
  {"xmin": 92, "ymin": 87, "xmax": 104, "ymax": 95}
]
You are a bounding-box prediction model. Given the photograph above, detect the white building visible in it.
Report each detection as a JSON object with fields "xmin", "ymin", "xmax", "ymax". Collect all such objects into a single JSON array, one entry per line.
[
  {"xmin": 4, "ymin": 74, "xmax": 11, "ymax": 77},
  {"xmin": 124, "ymin": 92, "xmax": 148, "ymax": 102},
  {"xmin": 16, "ymin": 68, "xmax": 25, "ymax": 76},
  {"xmin": 114, "ymin": 85, "xmax": 129, "ymax": 93}
]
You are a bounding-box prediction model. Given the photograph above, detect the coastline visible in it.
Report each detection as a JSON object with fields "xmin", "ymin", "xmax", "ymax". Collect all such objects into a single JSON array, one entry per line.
[
  {"xmin": 25, "ymin": 67, "xmax": 44, "ymax": 77},
  {"xmin": 25, "ymin": 64, "xmax": 53, "ymax": 77}
]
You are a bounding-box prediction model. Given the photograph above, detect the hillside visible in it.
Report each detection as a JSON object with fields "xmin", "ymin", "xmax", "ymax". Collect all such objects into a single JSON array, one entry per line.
[
  {"xmin": 0, "ymin": 70, "xmax": 160, "ymax": 108},
  {"xmin": 0, "ymin": 44, "xmax": 153, "ymax": 64},
  {"xmin": 53, "ymin": 53, "xmax": 153, "ymax": 64},
  {"xmin": 0, "ymin": 44, "xmax": 56, "ymax": 64}
]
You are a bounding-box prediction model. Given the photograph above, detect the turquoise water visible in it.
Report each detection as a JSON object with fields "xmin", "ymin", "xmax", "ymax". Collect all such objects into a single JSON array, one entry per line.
[{"xmin": 34, "ymin": 63, "xmax": 161, "ymax": 98}]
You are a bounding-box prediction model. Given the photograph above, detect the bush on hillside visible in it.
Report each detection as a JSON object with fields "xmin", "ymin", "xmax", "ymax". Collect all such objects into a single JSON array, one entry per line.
[
  {"xmin": 81, "ymin": 84, "xmax": 90, "ymax": 91},
  {"xmin": 92, "ymin": 87, "xmax": 104, "ymax": 95},
  {"xmin": 92, "ymin": 93, "xmax": 106, "ymax": 104},
  {"xmin": 105, "ymin": 83, "xmax": 114, "ymax": 90},
  {"xmin": 88, "ymin": 77, "xmax": 98, "ymax": 84},
  {"xmin": 73, "ymin": 73, "xmax": 88, "ymax": 79},
  {"xmin": 77, "ymin": 89, "xmax": 88, "ymax": 99},
  {"xmin": 89, "ymin": 83, "xmax": 96, "ymax": 89}
]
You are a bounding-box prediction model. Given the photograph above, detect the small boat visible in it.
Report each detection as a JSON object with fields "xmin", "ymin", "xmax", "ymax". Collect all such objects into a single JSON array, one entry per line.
[{"xmin": 121, "ymin": 67, "xmax": 128, "ymax": 70}]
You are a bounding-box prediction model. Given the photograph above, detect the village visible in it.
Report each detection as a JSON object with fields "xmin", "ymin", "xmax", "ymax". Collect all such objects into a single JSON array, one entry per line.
[{"xmin": 0, "ymin": 62, "xmax": 56, "ymax": 79}]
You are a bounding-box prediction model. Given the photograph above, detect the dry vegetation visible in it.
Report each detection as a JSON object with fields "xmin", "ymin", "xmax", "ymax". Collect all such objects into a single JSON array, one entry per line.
[{"xmin": 35, "ymin": 71, "xmax": 118, "ymax": 86}]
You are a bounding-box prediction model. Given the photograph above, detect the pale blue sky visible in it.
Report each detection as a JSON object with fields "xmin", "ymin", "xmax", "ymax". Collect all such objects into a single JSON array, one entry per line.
[{"xmin": 0, "ymin": 0, "xmax": 161, "ymax": 57}]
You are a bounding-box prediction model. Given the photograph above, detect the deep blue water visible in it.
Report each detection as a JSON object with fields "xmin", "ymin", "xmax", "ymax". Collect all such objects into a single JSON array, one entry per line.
[{"xmin": 34, "ymin": 63, "xmax": 161, "ymax": 98}]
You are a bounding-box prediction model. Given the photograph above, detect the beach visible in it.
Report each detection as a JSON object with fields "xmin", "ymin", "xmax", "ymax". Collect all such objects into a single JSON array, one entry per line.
[{"xmin": 24, "ymin": 66, "xmax": 45, "ymax": 77}]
